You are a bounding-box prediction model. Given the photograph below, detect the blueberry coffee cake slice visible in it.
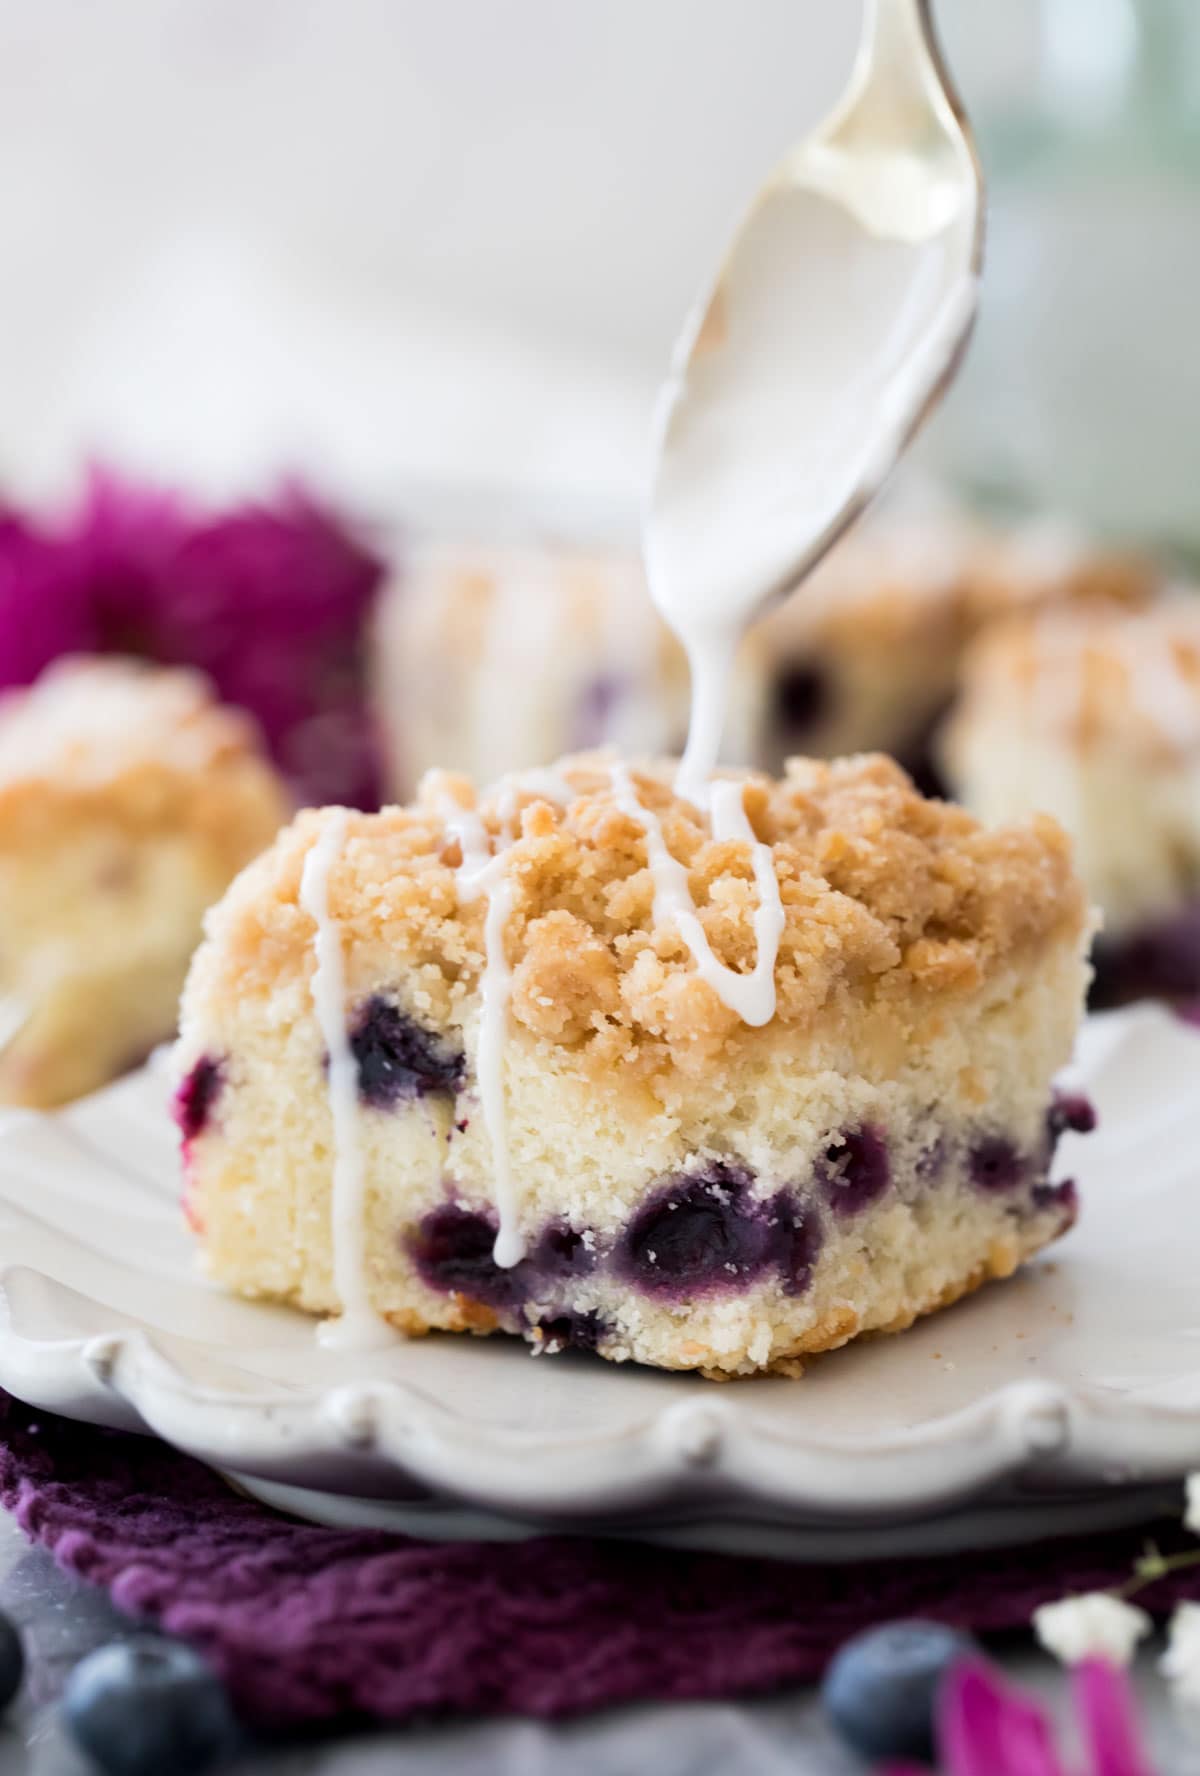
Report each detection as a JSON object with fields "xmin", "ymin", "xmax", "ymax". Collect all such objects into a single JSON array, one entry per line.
[
  {"xmin": 373, "ymin": 538, "xmax": 762, "ymax": 797},
  {"xmin": 753, "ymin": 513, "xmax": 1156, "ymax": 787},
  {"xmin": 174, "ymin": 752, "xmax": 1091, "ymax": 1376},
  {"xmin": 0, "ymin": 657, "xmax": 289, "ymax": 1107},
  {"xmin": 943, "ymin": 599, "xmax": 1200, "ymax": 1007}
]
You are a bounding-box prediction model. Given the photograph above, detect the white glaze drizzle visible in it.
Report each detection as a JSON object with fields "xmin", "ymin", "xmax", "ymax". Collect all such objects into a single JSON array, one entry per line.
[
  {"xmin": 436, "ymin": 773, "xmax": 582, "ymax": 1272},
  {"xmin": 299, "ymin": 810, "xmax": 394, "ymax": 1351},
  {"xmin": 608, "ymin": 759, "xmax": 783, "ymax": 1026}
]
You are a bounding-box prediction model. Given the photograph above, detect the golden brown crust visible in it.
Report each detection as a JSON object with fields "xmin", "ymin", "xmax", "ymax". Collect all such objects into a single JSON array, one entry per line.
[
  {"xmin": 191, "ymin": 750, "xmax": 1086, "ymax": 1082},
  {"xmin": 0, "ymin": 656, "xmax": 291, "ymax": 871},
  {"xmin": 951, "ymin": 601, "xmax": 1200, "ymax": 762},
  {"xmin": 750, "ymin": 1222, "xmax": 1047, "ymax": 1380}
]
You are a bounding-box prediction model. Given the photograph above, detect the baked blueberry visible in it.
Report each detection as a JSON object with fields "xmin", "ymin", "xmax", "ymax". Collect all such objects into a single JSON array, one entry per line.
[
  {"xmin": 532, "ymin": 1312, "xmax": 607, "ymax": 1353},
  {"xmin": 766, "ymin": 1193, "xmax": 823, "ymax": 1295},
  {"xmin": 349, "ymin": 996, "xmax": 464, "ymax": 1107},
  {"xmin": 822, "ymin": 1618, "xmax": 976, "ymax": 1762},
  {"xmin": 571, "ymin": 673, "xmax": 627, "ymax": 750},
  {"xmin": 819, "ymin": 1127, "xmax": 890, "ymax": 1216},
  {"xmin": 619, "ymin": 1166, "xmax": 771, "ymax": 1296},
  {"xmin": 62, "ymin": 1636, "xmax": 237, "ymax": 1776},
  {"xmin": 1047, "ymin": 1092, "xmax": 1097, "ymax": 1140},
  {"xmin": 771, "ymin": 661, "xmax": 829, "ymax": 733},
  {"xmin": 532, "ymin": 1222, "xmax": 597, "ymax": 1278},
  {"xmin": 172, "ymin": 1057, "xmax": 223, "ymax": 1142},
  {"xmin": 969, "ymin": 1136, "xmax": 1026, "ymax": 1193},
  {"xmin": 409, "ymin": 1204, "xmax": 518, "ymax": 1311}
]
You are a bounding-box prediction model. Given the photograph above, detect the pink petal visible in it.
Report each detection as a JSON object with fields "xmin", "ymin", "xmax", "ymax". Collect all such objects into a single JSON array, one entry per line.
[
  {"xmin": 1072, "ymin": 1658, "xmax": 1155, "ymax": 1776},
  {"xmin": 939, "ymin": 1659, "xmax": 1065, "ymax": 1776}
]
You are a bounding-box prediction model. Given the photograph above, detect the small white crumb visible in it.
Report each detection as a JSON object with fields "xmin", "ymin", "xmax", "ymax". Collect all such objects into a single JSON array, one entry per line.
[
  {"xmin": 1033, "ymin": 1593, "xmax": 1152, "ymax": 1667},
  {"xmin": 1185, "ymin": 1474, "xmax": 1200, "ymax": 1536},
  {"xmin": 1162, "ymin": 1603, "xmax": 1200, "ymax": 1705}
]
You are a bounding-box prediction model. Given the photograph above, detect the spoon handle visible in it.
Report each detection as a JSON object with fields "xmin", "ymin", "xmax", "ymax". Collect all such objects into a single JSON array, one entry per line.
[{"xmin": 833, "ymin": 0, "xmax": 976, "ymax": 164}]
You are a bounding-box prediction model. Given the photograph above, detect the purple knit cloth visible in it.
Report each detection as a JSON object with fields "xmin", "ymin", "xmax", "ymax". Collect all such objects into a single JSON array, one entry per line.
[{"xmin": 0, "ymin": 1391, "xmax": 1196, "ymax": 1729}]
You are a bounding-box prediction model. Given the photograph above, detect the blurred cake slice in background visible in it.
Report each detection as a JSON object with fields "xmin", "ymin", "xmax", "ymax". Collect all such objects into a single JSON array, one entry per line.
[
  {"xmin": 752, "ymin": 520, "xmax": 976, "ymax": 785},
  {"xmin": 373, "ymin": 537, "xmax": 762, "ymax": 797},
  {"xmin": 0, "ymin": 657, "xmax": 289, "ymax": 1106},
  {"xmin": 753, "ymin": 514, "xmax": 1159, "ymax": 790},
  {"xmin": 942, "ymin": 599, "xmax": 1200, "ymax": 1007},
  {"xmin": 0, "ymin": 471, "xmax": 387, "ymax": 809}
]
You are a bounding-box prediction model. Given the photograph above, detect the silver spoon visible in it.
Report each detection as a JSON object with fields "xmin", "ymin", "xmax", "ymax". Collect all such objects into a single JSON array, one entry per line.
[{"xmin": 644, "ymin": 0, "xmax": 985, "ymax": 796}]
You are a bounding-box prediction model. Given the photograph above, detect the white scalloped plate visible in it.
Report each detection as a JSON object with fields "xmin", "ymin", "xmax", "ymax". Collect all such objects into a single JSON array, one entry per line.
[{"xmin": 1, "ymin": 1005, "xmax": 1199, "ymax": 1551}]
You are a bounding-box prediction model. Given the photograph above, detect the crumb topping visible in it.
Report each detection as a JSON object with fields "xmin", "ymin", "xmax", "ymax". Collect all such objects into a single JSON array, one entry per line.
[
  {"xmin": 195, "ymin": 751, "xmax": 1086, "ymax": 1076},
  {"xmin": 950, "ymin": 601, "xmax": 1200, "ymax": 761},
  {"xmin": 0, "ymin": 656, "xmax": 290, "ymax": 856}
]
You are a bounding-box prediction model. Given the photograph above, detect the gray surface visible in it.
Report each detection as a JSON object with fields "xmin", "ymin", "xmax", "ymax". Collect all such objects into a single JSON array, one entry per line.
[{"xmin": 2, "ymin": 1506, "xmax": 1200, "ymax": 1776}]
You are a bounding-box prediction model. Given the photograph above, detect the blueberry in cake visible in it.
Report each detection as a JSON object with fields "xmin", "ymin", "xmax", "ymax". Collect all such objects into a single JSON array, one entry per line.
[
  {"xmin": 943, "ymin": 599, "xmax": 1200, "ymax": 1007},
  {"xmin": 0, "ymin": 658, "xmax": 289, "ymax": 1107},
  {"xmin": 175, "ymin": 749, "xmax": 1091, "ymax": 1376}
]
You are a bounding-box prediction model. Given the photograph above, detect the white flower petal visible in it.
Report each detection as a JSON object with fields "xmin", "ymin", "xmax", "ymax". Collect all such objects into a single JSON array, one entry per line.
[
  {"xmin": 1034, "ymin": 1593, "xmax": 1152, "ymax": 1667},
  {"xmin": 1162, "ymin": 1603, "xmax": 1200, "ymax": 1706},
  {"xmin": 1184, "ymin": 1474, "xmax": 1200, "ymax": 1537}
]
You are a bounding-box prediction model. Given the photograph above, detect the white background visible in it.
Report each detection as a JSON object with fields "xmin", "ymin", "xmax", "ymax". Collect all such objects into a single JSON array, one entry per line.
[{"xmin": 0, "ymin": 3, "xmax": 1036, "ymax": 520}]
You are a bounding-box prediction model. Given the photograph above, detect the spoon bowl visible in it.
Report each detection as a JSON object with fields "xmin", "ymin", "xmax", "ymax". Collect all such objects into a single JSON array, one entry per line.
[{"xmin": 645, "ymin": 0, "xmax": 984, "ymax": 797}]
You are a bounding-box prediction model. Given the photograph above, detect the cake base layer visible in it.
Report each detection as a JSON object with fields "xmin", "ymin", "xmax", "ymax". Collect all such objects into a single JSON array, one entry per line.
[
  {"xmin": 180, "ymin": 956, "xmax": 1088, "ymax": 1379},
  {"xmin": 174, "ymin": 755, "xmax": 1091, "ymax": 1378}
]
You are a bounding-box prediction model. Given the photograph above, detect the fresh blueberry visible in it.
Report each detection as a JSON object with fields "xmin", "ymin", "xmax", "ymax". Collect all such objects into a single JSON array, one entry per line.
[
  {"xmin": 819, "ymin": 1127, "xmax": 890, "ymax": 1216},
  {"xmin": 349, "ymin": 996, "xmax": 464, "ymax": 1107},
  {"xmin": 62, "ymin": 1636, "xmax": 237, "ymax": 1776},
  {"xmin": 772, "ymin": 661, "xmax": 829, "ymax": 733},
  {"xmin": 969, "ymin": 1136, "xmax": 1026, "ymax": 1193},
  {"xmin": 171, "ymin": 1057, "xmax": 223, "ymax": 1142},
  {"xmin": 618, "ymin": 1165, "xmax": 772, "ymax": 1296},
  {"xmin": 822, "ymin": 1619, "xmax": 976, "ymax": 1762},
  {"xmin": 0, "ymin": 1610, "xmax": 24, "ymax": 1711}
]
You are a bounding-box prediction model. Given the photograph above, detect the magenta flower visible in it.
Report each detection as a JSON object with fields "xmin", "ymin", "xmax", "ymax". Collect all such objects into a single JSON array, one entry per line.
[
  {"xmin": 885, "ymin": 1656, "xmax": 1155, "ymax": 1776},
  {"xmin": 0, "ymin": 469, "xmax": 387, "ymax": 808}
]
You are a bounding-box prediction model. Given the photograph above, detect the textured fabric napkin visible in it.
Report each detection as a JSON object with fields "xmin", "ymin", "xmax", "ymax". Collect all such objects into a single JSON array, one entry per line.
[{"xmin": 0, "ymin": 1388, "xmax": 1194, "ymax": 1728}]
